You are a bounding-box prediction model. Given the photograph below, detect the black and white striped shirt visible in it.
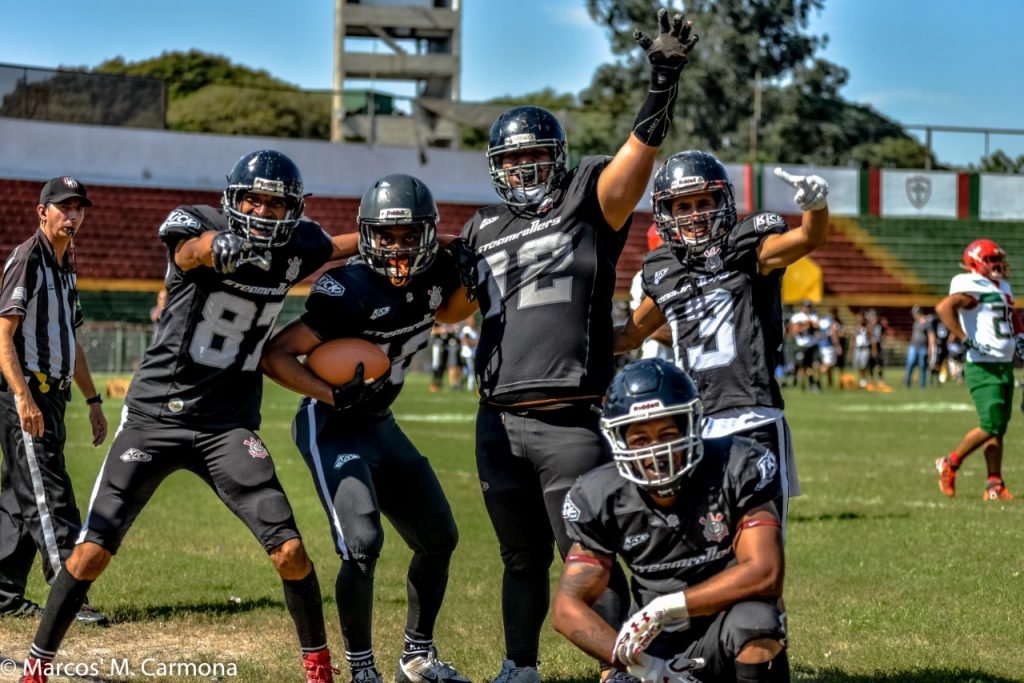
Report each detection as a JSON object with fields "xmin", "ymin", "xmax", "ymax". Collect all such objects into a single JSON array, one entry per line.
[{"xmin": 0, "ymin": 229, "xmax": 83, "ymax": 379}]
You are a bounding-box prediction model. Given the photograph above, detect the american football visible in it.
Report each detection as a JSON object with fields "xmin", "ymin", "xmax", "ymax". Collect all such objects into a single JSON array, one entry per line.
[{"xmin": 306, "ymin": 338, "xmax": 390, "ymax": 385}]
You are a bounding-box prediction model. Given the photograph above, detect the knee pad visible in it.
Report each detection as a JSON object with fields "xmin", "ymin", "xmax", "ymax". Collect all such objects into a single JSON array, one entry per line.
[
  {"xmin": 735, "ymin": 648, "xmax": 789, "ymax": 683},
  {"xmin": 500, "ymin": 545, "xmax": 554, "ymax": 575},
  {"xmin": 720, "ymin": 600, "xmax": 785, "ymax": 658}
]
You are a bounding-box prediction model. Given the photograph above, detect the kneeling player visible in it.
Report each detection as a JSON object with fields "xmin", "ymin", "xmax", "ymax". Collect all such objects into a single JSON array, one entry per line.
[
  {"xmin": 262, "ymin": 174, "xmax": 476, "ymax": 683},
  {"xmin": 551, "ymin": 359, "xmax": 789, "ymax": 683}
]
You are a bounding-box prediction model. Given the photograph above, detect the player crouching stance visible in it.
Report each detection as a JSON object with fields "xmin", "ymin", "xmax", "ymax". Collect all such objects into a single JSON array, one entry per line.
[
  {"xmin": 551, "ymin": 359, "xmax": 789, "ymax": 683},
  {"xmin": 262, "ymin": 174, "xmax": 476, "ymax": 683}
]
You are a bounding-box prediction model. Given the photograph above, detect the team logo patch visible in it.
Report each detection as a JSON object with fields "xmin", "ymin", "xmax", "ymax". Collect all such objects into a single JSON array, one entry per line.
[
  {"xmin": 11, "ymin": 287, "xmax": 25, "ymax": 302},
  {"xmin": 370, "ymin": 306, "xmax": 391, "ymax": 320},
  {"xmin": 629, "ymin": 399, "xmax": 665, "ymax": 414},
  {"xmin": 670, "ymin": 174, "xmax": 703, "ymax": 191},
  {"xmin": 244, "ymin": 437, "xmax": 269, "ymax": 459},
  {"xmin": 428, "ymin": 285, "xmax": 443, "ymax": 310},
  {"xmin": 480, "ymin": 480, "xmax": 490, "ymax": 492},
  {"xmin": 285, "ymin": 256, "xmax": 302, "ymax": 283},
  {"xmin": 312, "ymin": 274, "xmax": 346, "ymax": 297},
  {"xmin": 61, "ymin": 176, "xmax": 81, "ymax": 189},
  {"xmin": 755, "ymin": 452, "xmax": 778, "ymax": 491},
  {"xmin": 159, "ymin": 209, "xmax": 200, "ymax": 234},
  {"xmin": 480, "ymin": 216, "xmax": 499, "ymax": 229},
  {"xmin": 700, "ymin": 511, "xmax": 729, "ymax": 543},
  {"xmin": 119, "ymin": 448, "xmax": 152, "ymax": 463},
  {"xmin": 334, "ymin": 453, "xmax": 360, "ymax": 469},
  {"xmin": 663, "ymin": 513, "xmax": 680, "ymax": 528},
  {"xmin": 562, "ymin": 494, "xmax": 581, "ymax": 522},
  {"xmin": 623, "ymin": 532, "xmax": 650, "ymax": 550},
  {"xmin": 167, "ymin": 398, "xmax": 184, "ymax": 413},
  {"xmin": 753, "ymin": 213, "xmax": 785, "ymax": 233},
  {"xmin": 702, "ymin": 245, "xmax": 723, "ymax": 273},
  {"xmin": 252, "ymin": 177, "xmax": 284, "ymax": 195},
  {"xmin": 654, "ymin": 267, "xmax": 669, "ymax": 285},
  {"xmin": 406, "ymin": 292, "xmax": 414, "ymax": 303},
  {"xmin": 379, "ymin": 208, "xmax": 413, "ymax": 220},
  {"xmin": 506, "ymin": 133, "xmax": 536, "ymax": 146}
]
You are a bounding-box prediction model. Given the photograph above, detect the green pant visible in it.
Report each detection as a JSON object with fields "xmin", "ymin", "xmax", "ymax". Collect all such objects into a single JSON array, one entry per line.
[{"xmin": 965, "ymin": 362, "xmax": 1015, "ymax": 436}]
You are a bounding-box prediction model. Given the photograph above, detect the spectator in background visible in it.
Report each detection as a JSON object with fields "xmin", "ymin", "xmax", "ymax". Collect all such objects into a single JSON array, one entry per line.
[
  {"xmin": 929, "ymin": 313, "xmax": 950, "ymax": 385},
  {"xmin": 428, "ymin": 323, "xmax": 461, "ymax": 392},
  {"xmin": 460, "ymin": 316, "xmax": 479, "ymax": 393},
  {"xmin": 789, "ymin": 301, "xmax": 820, "ymax": 391},
  {"xmin": 904, "ymin": 306, "xmax": 935, "ymax": 389},
  {"xmin": 817, "ymin": 306, "xmax": 840, "ymax": 389},
  {"xmin": 853, "ymin": 312, "xmax": 873, "ymax": 389},
  {"xmin": 149, "ymin": 287, "xmax": 167, "ymax": 335},
  {"xmin": 0, "ymin": 177, "xmax": 108, "ymax": 626}
]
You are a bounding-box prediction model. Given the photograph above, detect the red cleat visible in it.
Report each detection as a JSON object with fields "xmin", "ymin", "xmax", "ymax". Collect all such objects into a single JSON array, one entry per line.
[
  {"xmin": 983, "ymin": 481, "xmax": 1014, "ymax": 501},
  {"xmin": 304, "ymin": 649, "xmax": 338, "ymax": 683},
  {"xmin": 936, "ymin": 456, "xmax": 956, "ymax": 497},
  {"xmin": 19, "ymin": 657, "xmax": 48, "ymax": 683}
]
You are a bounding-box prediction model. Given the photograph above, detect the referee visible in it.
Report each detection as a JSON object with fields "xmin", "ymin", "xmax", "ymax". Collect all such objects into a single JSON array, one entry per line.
[{"xmin": 0, "ymin": 176, "xmax": 108, "ymax": 625}]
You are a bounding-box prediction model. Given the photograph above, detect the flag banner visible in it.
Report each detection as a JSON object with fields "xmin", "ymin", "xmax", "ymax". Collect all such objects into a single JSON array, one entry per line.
[
  {"xmin": 881, "ymin": 170, "xmax": 957, "ymax": 218},
  {"xmin": 980, "ymin": 174, "xmax": 1024, "ymax": 220}
]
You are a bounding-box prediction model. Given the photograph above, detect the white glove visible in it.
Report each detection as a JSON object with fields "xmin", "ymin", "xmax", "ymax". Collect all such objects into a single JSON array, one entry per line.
[
  {"xmin": 613, "ymin": 592, "xmax": 689, "ymax": 666},
  {"xmin": 626, "ymin": 653, "xmax": 705, "ymax": 683},
  {"xmin": 774, "ymin": 168, "xmax": 829, "ymax": 212}
]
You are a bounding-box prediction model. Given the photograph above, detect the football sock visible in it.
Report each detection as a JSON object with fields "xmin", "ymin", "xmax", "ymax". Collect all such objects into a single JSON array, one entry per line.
[
  {"xmin": 30, "ymin": 569, "xmax": 92, "ymax": 661},
  {"xmin": 401, "ymin": 635, "xmax": 433, "ymax": 664},
  {"xmin": 337, "ymin": 558, "xmax": 377, "ymax": 654},
  {"xmin": 501, "ymin": 566, "xmax": 548, "ymax": 668},
  {"xmin": 404, "ymin": 551, "xmax": 451, "ymax": 642},
  {"xmin": 948, "ymin": 452, "xmax": 963, "ymax": 469},
  {"xmin": 282, "ymin": 567, "xmax": 328, "ymax": 654},
  {"xmin": 346, "ymin": 648, "xmax": 377, "ymax": 676},
  {"xmin": 987, "ymin": 475, "xmax": 1004, "ymax": 485},
  {"xmin": 735, "ymin": 649, "xmax": 790, "ymax": 683}
]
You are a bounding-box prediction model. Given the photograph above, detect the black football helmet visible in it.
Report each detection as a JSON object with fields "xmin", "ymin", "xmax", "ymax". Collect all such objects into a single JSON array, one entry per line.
[
  {"xmin": 487, "ymin": 105, "xmax": 568, "ymax": 208},
  {"xmin": 601, "ymin": 358, "xmax": 704, "ymax": 497},
  {"xmin": 357, "ymin": 174, "xmax": 439, "ymax": 287},
  {"xmin": 652, "ymin": 150, "xmax": 737, "ymax": 250},
  {"xmin": 222, "ymin": 150, "xmax": 306, "ymax": 248}
]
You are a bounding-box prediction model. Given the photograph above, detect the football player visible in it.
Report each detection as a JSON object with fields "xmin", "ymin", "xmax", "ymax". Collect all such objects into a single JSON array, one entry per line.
[
  {"xmin": 615, "ymin": 151, "xmax": 830, "ymax": 528},
  {"xmin": 449, "ymin": 9, "xmax": 699, "ymax": 683},
  {"xmin": 551, "ymin": 359, "xmax": 788, "ymax": 683},
  {"xmin": 18, "ymin": 150, "xmax": 358, "ymax": 683},
  {"xmin": 934, "ymin": 239, "xmax": 1020, "ymax": 500},
  {"xmin": 261, "ymin": 174, "xmax": 477, "ymax": 683}
]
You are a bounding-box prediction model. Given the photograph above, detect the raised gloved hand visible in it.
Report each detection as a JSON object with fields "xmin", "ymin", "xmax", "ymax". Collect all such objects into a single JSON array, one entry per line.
[
  {"xmin": 774, "ymin": 168, "xmax": 829, "ymax": 212},
  {"xmin": 634, "ymin": 8, "xmax": 699, "ymax": 88},
  {"xmin": 211, "ymin": 232, "xmax": 248, "ymax": 274},
  {"xmin": 626, "ymin": 652, "xmax": 705, "ymax": 683},
  {"xmin": 447, "ymin": 237, "xmax": 479, "ymax": 301},
  {"xmin": 613, "ymin": 592, "xmax": 689, "ymax": 666}
]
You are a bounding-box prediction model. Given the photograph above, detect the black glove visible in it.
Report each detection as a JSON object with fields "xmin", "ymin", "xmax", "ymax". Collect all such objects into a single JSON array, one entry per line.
[
  {"xmin": 964, "ymin": 337, "xmax": 996, "ymax": 356},
  {"xmin": 331, "ymin": 363, "xmax": 385, "ymax": 412},
  {"xmin": 211, "ymin": 232, "xmax": 248, "ymax": 274},
  {"xmin": 634, "ymin": 8, "xmax": 698, "ymax": 88},
  {"xmin": 447, "ymin": 237, "xmax": 479, "ymax": 301},
  {"xmin": 1014, "ymin": 334, "xmax": 1024, "ymax": 362}
]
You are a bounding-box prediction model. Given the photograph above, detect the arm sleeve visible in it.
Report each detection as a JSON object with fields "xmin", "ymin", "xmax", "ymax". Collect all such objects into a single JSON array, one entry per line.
[
  {"xmin": 300, "ymin": 271, "xmax": 362, "ymax": 341},
  {"xmin": 730, "ymin": 439, "xmax": 784, "ymax": 517},
  {"xmin": 0, "ymin": 249, "xmax": 37, "ymax": 318},
  {"xmin": 726, "ymin": 213, "xmax": 789, "ymax": 273},
  {"xmin": 157, "ymin": 206, "xmax": 213, "ymax": 257}
]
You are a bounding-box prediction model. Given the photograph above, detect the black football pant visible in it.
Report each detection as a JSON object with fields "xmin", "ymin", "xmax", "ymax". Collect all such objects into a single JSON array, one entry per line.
[
  {"xmin": 0, "ymin": 384, "xmax": 78, "ymax": 611},
  {"xmin": 476, "ymin": 402, "xmax": 629, "ymax": 667},
  {"xmin": 293, "ymin": 400, "xmax": 458, "ymax": 657}
]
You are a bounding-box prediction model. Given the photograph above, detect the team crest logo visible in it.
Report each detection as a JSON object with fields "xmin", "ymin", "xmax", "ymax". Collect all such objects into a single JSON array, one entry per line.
[
  {"xmin": 562, "ymin": 494, "xmax": 581, "ymax": 522},
  {"xmin": 663, "ymin": 513, "xmax": 680, "ymax": 528},
  {"xmin": 702, "ymin": 245, "xmax": 723, "ymax": 273},
  {"xmin": 244, "ymin": 437, "xmax": 269, "ymax": 459},
  {"xmin": 480, "ymin": 216, "xmax": 499, "ymax": 229},
  {"xmin": 313, "ymin": 274, "xmax": 346, "ymax": 297},
  {"xmin": 167, "ymin": 398, "xmax": 184, "ymax": 413},
  {"xmin": 334, "ymin": 453, "xmax": 360, "ymax": 469},
  {"xmin": 654, "ymin": 267, "xmax": 669, "ymax": 285},
  {"xmin": 906, "ymin": 175, "xmax": 932, "ymax": 209},
  {"xmin": 755, "ymin": 452, "xmax": 778, "ymax": 491},
  {"xmin": 700, "ymin": 512, "xmax": 729, "ymax": 543},
  {"xmin": 285, "ymin": 256, "xmax": 302, "ymax": 282},
  {"xmin": 407, "ymin": 292, "xmax": 414, "ymax": 303},
  {"xmin": 428, "ymin": 286, "xmax": 443, "ymax": 310},
  {"xmin": 370, "ymin": 306, "xmax": 391, "ymax": 320},
  {"xmin": 120, "ymin": 448, "xmax": 152, "ymax": 463},
  {"xmin": 61, "ymin": 176, "xmax": 81, "ymax": 189}
]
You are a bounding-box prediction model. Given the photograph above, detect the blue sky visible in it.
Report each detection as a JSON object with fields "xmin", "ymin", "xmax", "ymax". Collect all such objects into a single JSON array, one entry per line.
[{"xmin": 1, "ymin": 0, "xmax": 1022, "ymax": 167}]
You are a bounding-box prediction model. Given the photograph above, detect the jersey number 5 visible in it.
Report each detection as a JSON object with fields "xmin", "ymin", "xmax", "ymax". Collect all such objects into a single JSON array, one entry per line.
[{"xmin": 189, "ymin": 291, "xmax": 283, "ymax": 370}]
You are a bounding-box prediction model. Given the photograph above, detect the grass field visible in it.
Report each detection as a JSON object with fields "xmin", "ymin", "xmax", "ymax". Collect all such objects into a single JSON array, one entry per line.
[{"xmin": 2, "ymin": 370, "xmax": 1024, "ymax": 683}]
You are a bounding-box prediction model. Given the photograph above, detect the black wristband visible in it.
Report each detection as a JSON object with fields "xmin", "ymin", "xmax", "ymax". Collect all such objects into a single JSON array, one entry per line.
[
  {"xmin": 632, "ymin": 73, "xmax": 679, "ymax": 147},
  {"xmin": 85, "ymin": 395, "xmax": 103, "ymax": 405}
]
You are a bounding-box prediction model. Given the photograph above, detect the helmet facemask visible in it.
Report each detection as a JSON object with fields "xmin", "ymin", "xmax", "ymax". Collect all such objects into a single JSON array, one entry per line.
[
  {"xmin": 653, "ymin": 181, "xmax": 736, "ymax": 251},
  {"xmin": 487, "ymin": 140, "xmax": 567, "ymax": 209},
  {"xmin": 223, "ymin": 182, "xmax": 304, "ymax": 249},
  {"xmin": 358, "ymin": 220, "xmax": 438, "ymax": 288},
  {"xmin": 602, "ymin": 397, "xmax": 704, "ymax": 498}
]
